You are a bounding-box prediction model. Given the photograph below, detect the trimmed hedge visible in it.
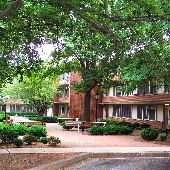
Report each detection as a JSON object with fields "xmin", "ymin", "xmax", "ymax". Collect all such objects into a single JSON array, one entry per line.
[
  {"xmin": 140, "ymin": 128, "xmax": 159, "ymax": 141},
  {"xmin": 104, "ymin": 125, "xmax": 119, "ymax": 135},
  {"xmin": 88, "ymin": 126, "xmax": 105, "ymax": 135}
]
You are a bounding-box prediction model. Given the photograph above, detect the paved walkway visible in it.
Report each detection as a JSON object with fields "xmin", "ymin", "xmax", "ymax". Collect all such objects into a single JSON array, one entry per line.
[{"xmin": 0, "ymin": 123, "xmax": 170, "ymax": 154}]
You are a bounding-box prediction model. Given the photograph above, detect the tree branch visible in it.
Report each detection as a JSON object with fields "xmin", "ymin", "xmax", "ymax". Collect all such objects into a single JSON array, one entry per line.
[
  {"xmin": 103, "ymin": 14, "xmax": 168, "ymax": 22},
  {"xmin": 0, "ymin": 0, "xmax": 23, "ymax": 19},
  {"xmin": 104, "ymin": 0, "xmax": 108, "ymax": 15},
  {"xmin": 79, "ymin": 14, "xmax": 109, "ymax": 34}
]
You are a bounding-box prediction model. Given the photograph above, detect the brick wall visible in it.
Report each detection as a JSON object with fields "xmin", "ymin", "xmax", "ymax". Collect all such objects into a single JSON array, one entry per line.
[{"xmin": 108, "ymin": 117, "xmax": 163, "ymax": 129}]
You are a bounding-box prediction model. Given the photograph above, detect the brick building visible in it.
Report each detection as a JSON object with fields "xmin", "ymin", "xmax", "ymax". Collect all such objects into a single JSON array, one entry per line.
[{"xmin": 53, "ymin": 73, "xmax": 170, "ymax": 129}]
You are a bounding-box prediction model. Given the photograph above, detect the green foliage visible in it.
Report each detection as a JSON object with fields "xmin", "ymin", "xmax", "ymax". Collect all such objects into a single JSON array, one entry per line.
[
  {"xmin": 60, "ymin": 122, "xmax": 73, "ymax": 130},
  {"xmin": 140, "ymin": 123, "xmax": 151, "ymax": 129},
  {"xmin": 0, "ymin": 114, "xmax": 5, "ymax": 122},
  {"xmin": 42, "ymin": 116, "xmax": 57, "ymax": 123},
  {"xmin": 97, "ymin": 118, "xmax": 118, "ymax": 125},
  {"xmin": 28, "ymin": 116, "xmax": 43, "ymax": 121},
  {"xmin": 159, "ymin": 134, "xmax": 168, "ymax": 142},
  {"xmin": 12, "ymin": 124, "xmax": 28, "ymax": 135},
  {"xmin": 40, "ymin": 137, "xmax": 48, "ymax": 144},
  {"xmin": 131, "ymin": 122, "xmax": 141, "ymax": 130},
  {"xmin": 1, "ymin": 0, "xmax": 170, "ymax": 122},
  {"xmin": 8, "ymin": 112, "xmax": 38, "ymax": 117},
  {"xmin": 48, "ymin": 136, "xmax": 61, "ymax": 146},
  {"xmin": 88, "ymin": 126, "xmax": 105, "ymax": 135},
  {"xmin": 13, "ymin": 138, "xmax": 24, "ymax": 148},
  {"xmin": 117, "ymin": 121, "xmax": 132, "ymax": 127},
  {"xmin": 104, "ymin": 125, "xmax": 119, "ymax": 135},
  {"xmin": 28, "ymin": 125, "xmax": 46, "ymax": 138},
  {"xmin": 0, "ymin": 123, "xmax": 19, "ymax": 143},
  {"xmin": 119, "ymin": 126, "xmax": 133, "ymax": 135},
  {"xmin": 140, "ymin": 128, "xmax": 159, "ymax": 141},
  {"xmin": 1, "ymin": 71, "xmax": 59, "ymax": 115},
  {"xmin": 23, "ymin": 134, "xmax": 36, "ymax": 145}
]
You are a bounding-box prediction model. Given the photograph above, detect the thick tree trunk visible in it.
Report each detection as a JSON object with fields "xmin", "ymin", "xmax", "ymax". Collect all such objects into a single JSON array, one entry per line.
[{"xmin": 82, "ymin": 89, "xmax": 91, "ymax": 121}]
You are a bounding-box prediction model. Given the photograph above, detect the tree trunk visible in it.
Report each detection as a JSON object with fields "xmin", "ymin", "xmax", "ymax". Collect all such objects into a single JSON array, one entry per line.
[
  {"xmin": 82, "ymin": 89, "xmax": 91, "ymax": 121},
  {"xmin": 36, "ymin": 107, "xmax": 47, "ymax": 116}
]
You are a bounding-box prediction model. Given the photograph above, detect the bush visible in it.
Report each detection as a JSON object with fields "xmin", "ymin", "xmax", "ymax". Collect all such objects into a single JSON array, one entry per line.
[
  {"xmin": 131, "ymin": 122, "xmax": 140, "ymax": 130},
  {"xmin": 140, "ymin": 128, "xmax": 159, "ymax": 141},
  {"xmin": 12, "ymin": 124, "xmax": 28, "ymax": 135},
  {"xmin": 119, "ymin": 126, "xmax": 133, "ymax": 135},
  {"xmin": 140, "ymin": 123, "xmax": 151, "ymax": 129},
  {"xmin": 23, "ymin": 134, "xmax": 36, "ymax": 145},
  {"xmin": 104, "ymin": 125, "xmax": 119, "ymax": 135},
  {"xmin": 28, "ymin": 125, "xmax": 47, "ymax": 139},
  {"xmin": 60, "ymin": 122, "xmax": 73, "ymax": 130},
  {"xmin": 160, "ymin": 134, "xmax": 168, "ymax": 142},
  {"xmin": 0, "ymin": 123, "xmax": 19, "ymax": 143},
  {"xmin": 13, "ymin": 138, "xmax": 24, "ymax": 148},
  {"xmin": 118, "ymin": 121, "xmax": 132, "ymax": 127},
  {"xmin": 28, "ymin": 117, "xmax": 43, "ymax": 121},
  {"xmin": 88, "ymin": 126, "xmax": 105, "ymax": 135},
  {"xmin": 42, "ymin": 116, "xmax": 57, "ymax": 123},
  {"xmin": 40, "ymin": 137, "xmax": 48, "ymax": 144},
  {"xmin": 48, "ymin": 136, "xmax": 61, "ymax": 146}
]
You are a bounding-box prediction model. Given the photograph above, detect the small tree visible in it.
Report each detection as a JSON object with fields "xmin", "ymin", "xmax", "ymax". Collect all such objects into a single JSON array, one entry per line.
[{"xmin": 1, "ymin": 65, "xmax": 60, "ymax": 115}]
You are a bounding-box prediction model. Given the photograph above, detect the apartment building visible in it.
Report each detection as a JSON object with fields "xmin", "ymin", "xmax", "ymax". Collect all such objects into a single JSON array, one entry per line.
[{"xmin": 53, "ymin": 73, "xmax": 170, "ymax": 129}]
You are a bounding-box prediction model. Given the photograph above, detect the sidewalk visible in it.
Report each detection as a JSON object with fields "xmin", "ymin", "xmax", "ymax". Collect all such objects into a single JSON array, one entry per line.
[{"xmin": 1, "ymin": 147, "xmax": 170, "ymax": 154}]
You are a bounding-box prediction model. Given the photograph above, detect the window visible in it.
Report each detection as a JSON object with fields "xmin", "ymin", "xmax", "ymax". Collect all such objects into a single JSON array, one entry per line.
[
  {"xmin": 121, "ymin": 105, "xmax": 131, "ymax": 118},
  {"xmin": 113, "ymin": 86, "xmax": 133, "ymax": 96},
  {"xmin": 113, "ymin": 105, "xmax": 131, "ymax": 118},
  {"xmin": 164, "ymin": 83, "xmax": 170, "ymax": 93},
  {"xmin": 138, "ymin": 82, "xmax": 157, "ymax": 95},
  {"xmin": 59, "ymin": 104, "xmax": 68, "ymax": 115},
  {"xmin": 138, "ymin": 83, "xmax": 149, "ymax": 95},
  {"xmin": 137, "ymin": 105, "xmax": 156, "ymax": 120},
  {"xmin": 60, "ymin": 86, "xmax": 69, "ymax": 97},
  {"xmin": 113, "ymin": 106, "xmax": 121, "ymax": 117}
]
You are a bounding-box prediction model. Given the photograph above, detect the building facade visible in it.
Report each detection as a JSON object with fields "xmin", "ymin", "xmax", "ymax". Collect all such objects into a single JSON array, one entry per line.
[{"xmin": 53, "ymin": 73, "xmax": 170, "ymax": 129}]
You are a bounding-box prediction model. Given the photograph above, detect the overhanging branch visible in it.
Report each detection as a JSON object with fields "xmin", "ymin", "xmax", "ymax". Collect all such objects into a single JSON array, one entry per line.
[
  {"xmin": 102, "ymin": 14, "xmax": 169, "ymax": 22},
  {"xmin": 0, "ymin": 0, "xmax": 23, "ymax": 19},
  {"xmin": 79, "ymin": 14, "xmax": 109, "ymax": 34}
]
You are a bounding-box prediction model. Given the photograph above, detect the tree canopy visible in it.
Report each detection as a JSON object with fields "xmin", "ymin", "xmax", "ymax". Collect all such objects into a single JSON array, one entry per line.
[{"xmin": 1, "ymin": 0, "xmax": 170, "ymax": 120}]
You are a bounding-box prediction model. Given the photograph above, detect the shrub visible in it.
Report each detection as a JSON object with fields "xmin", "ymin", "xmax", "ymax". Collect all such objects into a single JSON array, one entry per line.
[
  {"xmin": 0, "ymin": 123, "xmax": 19, "ymax": 143},
  {"xmin": 140, "ymin": 123, "xmax": 151, "ymax": 129},
  {"xmin": 119, "ymin": 126, "xmax": 133, "ymax": 135},
  {"xmin": 140, "ymin": 128, "xmax": 159, "ymax": 141},
  {"xmin": 28, "ymin": 125, "xmax": 47, "ymax": 139},
  {"xmin": 28, "ymin": 117, "xmax": 43, "ymax": 121},
  {"xmin": 42, "ymin": 116, "xmax": 57, "ymax": 123},
  {"xmin": 40, "ymin": 137, "xmax": 48, "ymax": 144},
  {"xmin": 48, "ymin": 136, "xmax": 61, "ymax": 146},
  {"xmin": 60, "ymin": 122, "xmax": 73, "ymax": 130},
  {"xmin": 131, "ymin": 122, "xmax": 140, "ymax": 130},
  {"xmin": 88, "ymin": 126, "xmax": 105, "ymax": 135},
  {"xmin": 160, "ymin": 134, "xmax": 168, "ymax": 142},
  {"xmin": 12, "ymin": 124, "xmax": 28, "ymax": 135},
  {"xmin": 104, "ymin": 125, "xmax": 119, "ymax": 135},
  {"xmin": 118, "ymin": 121, "xmax": 132, "ymax": 127},
  {"xmin": 13, "ymin": 138, "xmax": 24, "ymax": 148},
  {"xmin": 23, "ymin": 134, "xmax": 36, "ymax": 145}
]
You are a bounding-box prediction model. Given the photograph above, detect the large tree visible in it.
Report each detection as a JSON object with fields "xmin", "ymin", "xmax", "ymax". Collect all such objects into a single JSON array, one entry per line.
[{"xmin": 1, "ymin": 0, "xmax": 170, "ymax": 120}]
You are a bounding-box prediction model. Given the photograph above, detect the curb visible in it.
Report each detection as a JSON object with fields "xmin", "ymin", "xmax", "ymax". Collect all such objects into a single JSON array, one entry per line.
[{"xmin": 29, "ymin": 152, "xmax": 170, "ymax": 170}]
